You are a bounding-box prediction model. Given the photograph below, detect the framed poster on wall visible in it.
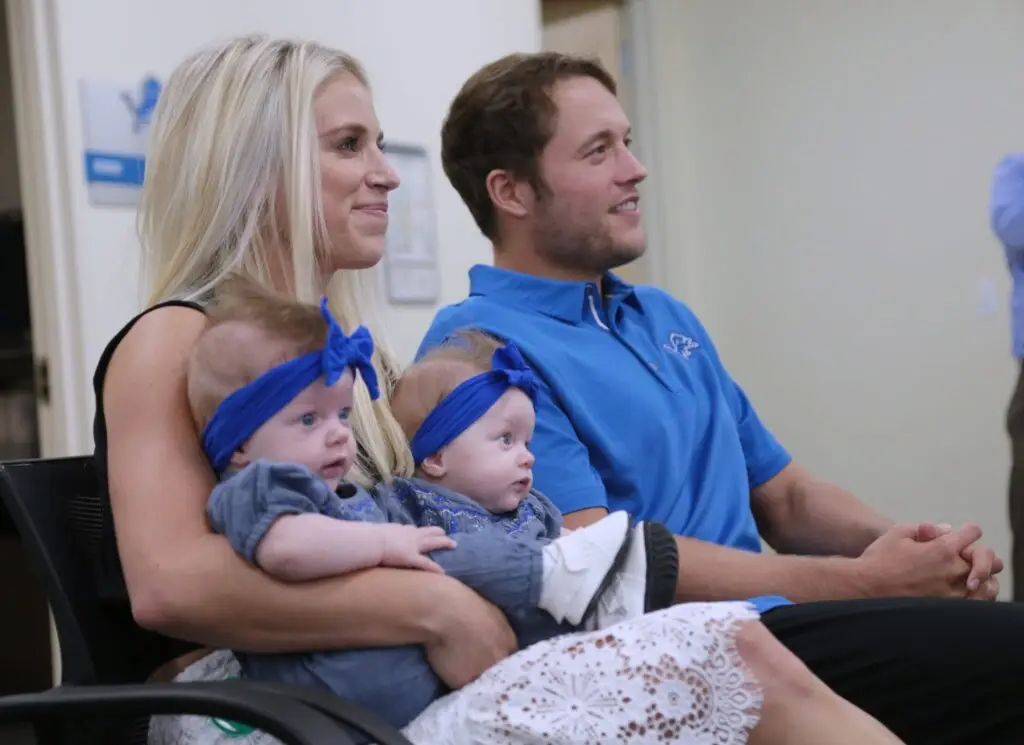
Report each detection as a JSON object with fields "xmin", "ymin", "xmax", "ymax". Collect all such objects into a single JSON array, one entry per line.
[
  {"xmin": 78, "ymin": 75, "xmax": 162, "ymax": 207},
  {"xmin": 382, "ymin": 143, "xmax": 440, "ymax": 305}
]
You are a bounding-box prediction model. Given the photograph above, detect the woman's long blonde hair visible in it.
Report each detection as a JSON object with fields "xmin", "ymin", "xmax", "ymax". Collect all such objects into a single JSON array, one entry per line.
[{"xmin": 138, "ymin": 34, "xmax": 413, "ymax": 484}]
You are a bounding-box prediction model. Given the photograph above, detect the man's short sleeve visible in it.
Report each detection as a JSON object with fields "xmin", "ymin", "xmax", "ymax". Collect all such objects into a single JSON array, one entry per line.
[
  {"xmin": 723, "ymin": 375, "xmax": 792, "ymax": 488},
  {"xmin": 671, "ymin": 298, "xmax": 792, "ymax": 488},
  {"xmin": 529, "ymin": 378, "xmax": 610, "ymax": 515}
]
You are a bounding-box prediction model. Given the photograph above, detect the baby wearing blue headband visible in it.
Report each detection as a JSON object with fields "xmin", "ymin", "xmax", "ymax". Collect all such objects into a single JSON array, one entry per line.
[
  {"xmin": 187, "ymin": 291, "xmax": 678, "ymax": 733},
  {"xmin": 189, "ymin": 289, "xmax": 457, "ymax": 575},
  {"xmin": 392, "ymin": 329, "xmax": 680, "ymax": 633}
]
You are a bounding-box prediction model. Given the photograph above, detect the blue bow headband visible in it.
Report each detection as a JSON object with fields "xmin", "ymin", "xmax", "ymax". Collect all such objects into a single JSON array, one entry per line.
[
  {"xmin": 409, "ymin": 343, "xmax": 538, "ymax": 464},
  {"xmin": 201, "ymin": 298, "xmax": 379, "ymax": 473}
]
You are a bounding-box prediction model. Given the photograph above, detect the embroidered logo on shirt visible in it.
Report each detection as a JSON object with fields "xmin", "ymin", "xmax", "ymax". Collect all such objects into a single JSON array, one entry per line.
[{"xmin": 664, "ymin": 332, "xmax": 700, "ymax": 359}]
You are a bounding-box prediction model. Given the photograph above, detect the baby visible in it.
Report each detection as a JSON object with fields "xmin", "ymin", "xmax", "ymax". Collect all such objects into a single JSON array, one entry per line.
[
  {"xmin": 188, "ymin": 284, "xmax": 679, "ymax": 731},
  {"xmin": 389, "ymin": 327, "xmax": 678, "ymax": 631}
]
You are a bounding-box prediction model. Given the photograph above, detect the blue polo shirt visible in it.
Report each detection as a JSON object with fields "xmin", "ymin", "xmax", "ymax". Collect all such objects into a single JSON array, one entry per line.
[{"xmin": 417, "ymin": 265, "xmax": 793, "ymax": 609}]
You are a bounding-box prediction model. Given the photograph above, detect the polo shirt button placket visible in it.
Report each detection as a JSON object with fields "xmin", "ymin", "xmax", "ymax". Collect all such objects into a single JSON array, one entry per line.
[{"xmin": 586, "ymin": 286, "xmax": 610, "ymax": 332}]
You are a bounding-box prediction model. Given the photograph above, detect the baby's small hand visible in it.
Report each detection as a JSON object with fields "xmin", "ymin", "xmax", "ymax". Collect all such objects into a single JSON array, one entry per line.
[{"xmin": 380, "ymin": 525, "xmax": 456, "ymax": 573}]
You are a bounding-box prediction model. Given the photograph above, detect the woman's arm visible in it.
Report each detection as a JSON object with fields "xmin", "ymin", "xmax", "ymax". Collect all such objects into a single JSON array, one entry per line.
[
  {"xmin": 104, "ymin": 306, "xmax": 512, "ymax": 670},
  {"xmin": 205, "ymin": 461, "xmax": 456, "ymax": 582}
]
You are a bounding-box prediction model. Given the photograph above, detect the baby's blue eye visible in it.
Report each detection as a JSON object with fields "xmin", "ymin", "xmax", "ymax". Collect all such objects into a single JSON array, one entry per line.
[
  {"xmin": 499, "ymin": 433, "xmax": 513, "ymax": 446},
  {"xmin": 339, "ymin": 407, "xmax": 351, "ymax": 421},
  {"xmin": 300, "ymin": 413, "xmax": 316, "ymax": 426}
]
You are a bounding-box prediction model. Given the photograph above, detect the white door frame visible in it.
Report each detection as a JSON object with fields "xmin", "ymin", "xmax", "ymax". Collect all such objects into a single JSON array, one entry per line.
[
  {"xmin": 5, "ymin": 0, "xmax": 88, "ymax": 460},
  {"xmin": 4, "ymin": 0, "xmax": 86, "ymax": 687}
]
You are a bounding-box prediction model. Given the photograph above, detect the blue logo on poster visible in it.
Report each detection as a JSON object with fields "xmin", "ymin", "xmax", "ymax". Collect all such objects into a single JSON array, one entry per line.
[
  {"xmin": 81, "ymin": 74, "xmax": 163, "ymax": 199},
  {"xmin": 120, "ymin": 75, "xmax": 162, "ymax": 133}
]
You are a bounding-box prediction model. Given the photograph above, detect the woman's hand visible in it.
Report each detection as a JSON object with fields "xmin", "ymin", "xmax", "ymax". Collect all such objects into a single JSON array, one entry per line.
[{"xmin": 424, "ymin": 582, "xmax": 517, "ymax": 689}]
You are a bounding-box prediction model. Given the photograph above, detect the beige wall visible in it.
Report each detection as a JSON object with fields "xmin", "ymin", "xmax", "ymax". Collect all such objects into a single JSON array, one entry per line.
[{"xmin": 646, "ymin": 0, "xmax": 1021, "ymax": 593}]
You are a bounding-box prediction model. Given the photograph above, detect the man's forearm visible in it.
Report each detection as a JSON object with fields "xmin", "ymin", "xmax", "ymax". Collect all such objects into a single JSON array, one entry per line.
[
  {"xmin": 673, "ymin": 535, "xmax": 875, "ymax": 603},
  {"xmin": 564, "ymin": 501, "xmax": 883, "ymax": 602},
  {"xmin": 754, "ymin": 467, "xmax": 892, "ymax": 558}
]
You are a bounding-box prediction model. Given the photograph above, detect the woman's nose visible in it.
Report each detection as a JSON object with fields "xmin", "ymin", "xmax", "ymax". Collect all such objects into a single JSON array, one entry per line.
[{"xmin": 369, "ymin": 150, "xmax": 400, "ymax": 191}]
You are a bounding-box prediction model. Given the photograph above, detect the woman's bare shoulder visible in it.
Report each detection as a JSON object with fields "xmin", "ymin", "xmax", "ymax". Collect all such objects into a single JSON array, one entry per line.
[
  {"xmin": 103, "ymin": 304, "xmax": 207, "ymax": 400},
  {"xmin": 110, "ymin": 304, "xmax": 206, "ymax": 372},
  {"xmin": 101, "ymin": 303, "xmax": 216, "ymax": 626}
]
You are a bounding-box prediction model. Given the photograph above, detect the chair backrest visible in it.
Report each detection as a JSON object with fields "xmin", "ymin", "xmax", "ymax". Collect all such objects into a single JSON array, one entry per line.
[{"xmin": 0, "ymin": 456, "xmax": 171, "ymax": 686}]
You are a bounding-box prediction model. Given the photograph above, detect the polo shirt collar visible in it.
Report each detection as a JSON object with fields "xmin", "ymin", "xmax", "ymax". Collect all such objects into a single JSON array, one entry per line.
[{"xmin": 468, "ymin": 264, "xmax": 641, "ymax": 324}]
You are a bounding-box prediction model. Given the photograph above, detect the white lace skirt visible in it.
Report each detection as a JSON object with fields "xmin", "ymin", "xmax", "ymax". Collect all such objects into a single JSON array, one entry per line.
[{"xmin": 150, "ymin": 602, "xmax": 762, "ymax": 745}]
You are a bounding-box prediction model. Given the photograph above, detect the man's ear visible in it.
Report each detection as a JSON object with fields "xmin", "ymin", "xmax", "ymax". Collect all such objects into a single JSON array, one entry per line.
[
  {"xmin": 485, "ymin": 168, "xmax": 533, "ymax": 221},
  {"xmin": 419, "ymin": 451, "xmax": 448, "ymax": 479}
]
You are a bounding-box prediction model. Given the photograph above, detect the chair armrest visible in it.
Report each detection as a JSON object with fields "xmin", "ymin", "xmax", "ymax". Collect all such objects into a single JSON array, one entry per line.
[
  {"xmin": 241, "ymin": 681, "xmax": 414, "ymax": 745},
  {"xmin": 0, "ymin": 682, "xmax": 357, "ymax": 745}
]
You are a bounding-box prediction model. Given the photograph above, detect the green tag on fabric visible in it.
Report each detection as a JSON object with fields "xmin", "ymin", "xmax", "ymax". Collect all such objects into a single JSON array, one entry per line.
[{"xmin": 210, "ymin": 676, "xmax": 256, "ymax": 737}]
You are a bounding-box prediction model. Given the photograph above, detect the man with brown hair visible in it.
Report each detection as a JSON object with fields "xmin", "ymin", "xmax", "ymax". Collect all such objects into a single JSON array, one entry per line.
[{"xmin": 418, "ymin": 51, "xmax": 1023, "ymax": 743}]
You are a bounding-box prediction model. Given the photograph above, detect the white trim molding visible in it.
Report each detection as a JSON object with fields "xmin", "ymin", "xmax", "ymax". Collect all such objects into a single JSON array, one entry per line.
[{"xmin": 7, "ymin": 0, "xmax": 90, "ymax": 457}]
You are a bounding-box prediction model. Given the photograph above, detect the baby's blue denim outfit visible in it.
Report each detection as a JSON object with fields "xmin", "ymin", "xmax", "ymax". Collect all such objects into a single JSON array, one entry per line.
[{"xmin": 206, "ymin": 460, "xmax": 574, "ymax": 734}]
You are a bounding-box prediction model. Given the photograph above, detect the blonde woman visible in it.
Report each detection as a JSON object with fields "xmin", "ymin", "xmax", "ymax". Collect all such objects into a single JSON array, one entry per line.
[{"xmin": 95, "ymin": 35, "xmax": 906, "ymax": 745}]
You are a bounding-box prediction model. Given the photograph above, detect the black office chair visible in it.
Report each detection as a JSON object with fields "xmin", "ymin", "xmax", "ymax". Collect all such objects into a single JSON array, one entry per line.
[{"xmin": 0, "ymin": 455, "xmax": 413, "ymax": 745}]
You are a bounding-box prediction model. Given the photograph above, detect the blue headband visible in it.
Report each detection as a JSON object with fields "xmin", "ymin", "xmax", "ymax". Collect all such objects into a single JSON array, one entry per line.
[
  {"xmin": 409, "ymin": 343, "xmax": 538, "ymax": 464},
  {"xmin": 201, "ymin": 297, "xmax": 379, "ymax": 473}
]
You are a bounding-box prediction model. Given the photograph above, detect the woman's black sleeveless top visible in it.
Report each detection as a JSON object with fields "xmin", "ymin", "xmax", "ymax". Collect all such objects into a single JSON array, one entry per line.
[{"xmin": 91, "ymin": 299, "xmax": 205, "ymax": 664}]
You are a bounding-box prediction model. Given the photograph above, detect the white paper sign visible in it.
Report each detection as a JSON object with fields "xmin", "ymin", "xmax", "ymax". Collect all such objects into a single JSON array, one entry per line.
[
  {"xmin": 383, "ymin": 144, "xmax": 440, "ymax": 305},
  {"xmin": 79, "ymin": 75, "xmax": 162, "ymax": 207}
]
